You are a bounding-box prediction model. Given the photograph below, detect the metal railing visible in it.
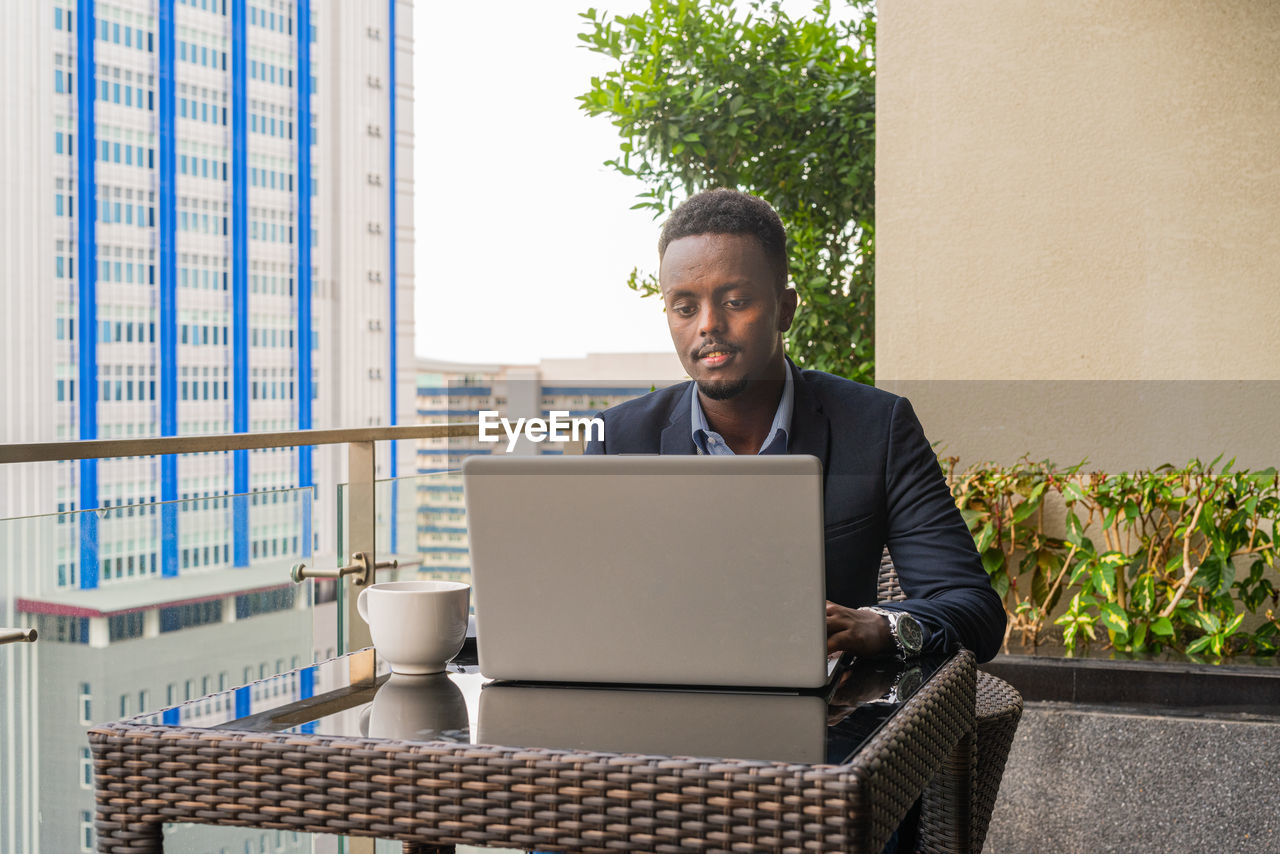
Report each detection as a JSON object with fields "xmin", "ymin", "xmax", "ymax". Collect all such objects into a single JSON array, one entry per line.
[
  {"xmin": 0, "ymin": 627, "xmax": 38, "ymax": 646},
  {"xmin": 0, "ymin": 423, "xmax": 478, "ymax": 464},
  {"xmin": 1, "ymin": 423, "xmax": 479, "ymax": 650}
]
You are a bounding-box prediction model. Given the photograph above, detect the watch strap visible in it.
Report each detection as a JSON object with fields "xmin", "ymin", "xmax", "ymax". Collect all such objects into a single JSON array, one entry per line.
[{"xmin": 864, "ymin": 606, "xmax": 920, "ymax": 660}]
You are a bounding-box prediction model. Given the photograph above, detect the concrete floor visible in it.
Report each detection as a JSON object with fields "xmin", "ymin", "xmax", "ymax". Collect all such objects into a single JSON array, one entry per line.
[{"xmin": 984, "ymin": 702, "xmax": 1279, "ymax": 853}]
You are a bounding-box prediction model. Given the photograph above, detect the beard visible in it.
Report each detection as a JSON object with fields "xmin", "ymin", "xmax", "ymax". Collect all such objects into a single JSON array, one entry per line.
[{"xmin": 695, "ymin": 376, "xmax": 750, "ymax": 400}]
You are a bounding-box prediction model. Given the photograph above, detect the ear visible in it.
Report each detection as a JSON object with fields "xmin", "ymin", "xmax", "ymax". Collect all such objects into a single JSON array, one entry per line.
[{"xmin": 777, "ymin": 287, "xmax": 798, "ymax": 332}]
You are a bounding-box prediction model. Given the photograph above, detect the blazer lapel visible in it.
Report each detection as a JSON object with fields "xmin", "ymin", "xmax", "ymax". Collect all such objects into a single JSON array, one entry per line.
[
  {"xmin": 659, "ymin": 382, "xmax": 698, "ymax": 454},
  {"xmin": 787, "ymin": 363, "xmax": 832, "ymax": 477}
]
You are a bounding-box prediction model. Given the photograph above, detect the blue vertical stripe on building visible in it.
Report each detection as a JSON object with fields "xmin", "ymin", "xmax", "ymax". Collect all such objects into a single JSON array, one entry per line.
[
  {"xmin": 234, "ymin": 685, "xmax": 251, "ymax": 719},
  {"xmin": 388, "ymin": 0, "xmax": 399, "ymax": 552},
  {"xmin": 76, "ymin": 0, "xmax": 100, "ymax": 590},
  {"xmin": 162, "ymin": 707, "xmax": 180, "ymax": 726},
  {"xmin": 298, "ymin": 664, "xmax": 317, "ymax": 733},
  {"xmin": 233, "ymin": 481, "xmax": 249, "ymax": 566},
  {"xmin": 296, "ymin": 0, "xmax": 314, "ymax": 557},
  {"xmin": 158, "ymin": 0, "xmax": 179, "ymax": 577},
  {"xmin": 232, "ymin": 0, "xmax": 250, "ymax": 566}
]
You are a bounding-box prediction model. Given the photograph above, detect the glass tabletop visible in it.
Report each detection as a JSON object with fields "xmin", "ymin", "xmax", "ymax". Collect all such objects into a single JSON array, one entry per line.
[{"xmin": 129, "ymin": 644, "xmax": 954, "ymax": 766}]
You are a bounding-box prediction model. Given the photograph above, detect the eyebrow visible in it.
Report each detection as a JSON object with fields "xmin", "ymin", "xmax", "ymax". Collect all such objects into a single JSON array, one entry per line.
[{"xmin": 661, "ymin": 281, "xmax": 758, "ymax": 300}]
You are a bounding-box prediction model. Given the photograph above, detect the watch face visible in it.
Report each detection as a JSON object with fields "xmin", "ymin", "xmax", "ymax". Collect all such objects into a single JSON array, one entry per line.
[
  {"xmin": 896, "ymin": 613, "xmax": 924, "ymax": 654},
  {"xmin": 895, "ymin": 667, "xmax": 924, "ymax": 701}
]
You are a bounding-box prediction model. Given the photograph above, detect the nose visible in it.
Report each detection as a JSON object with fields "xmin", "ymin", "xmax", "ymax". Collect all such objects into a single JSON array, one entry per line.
[{"xmin": 696, "ymin": 303, "xmax": 725, "ymax": 338}]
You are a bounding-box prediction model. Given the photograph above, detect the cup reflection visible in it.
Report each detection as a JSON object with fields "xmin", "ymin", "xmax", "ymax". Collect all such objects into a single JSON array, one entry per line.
[{"xmin": 362, "ymin": 672, "xmax": 469, "ymax": 741}]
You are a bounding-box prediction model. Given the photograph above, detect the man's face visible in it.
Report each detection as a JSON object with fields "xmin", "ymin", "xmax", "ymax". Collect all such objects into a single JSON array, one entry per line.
[{"xmin": 659, "ymin": 233, "xmax": 797, "ymax": 401}]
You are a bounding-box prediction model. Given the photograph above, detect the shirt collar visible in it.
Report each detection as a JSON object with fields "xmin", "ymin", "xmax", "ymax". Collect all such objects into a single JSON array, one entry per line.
[{"xmin": 690, "ymin": 364, "xmax": 794, "ymax": 455}]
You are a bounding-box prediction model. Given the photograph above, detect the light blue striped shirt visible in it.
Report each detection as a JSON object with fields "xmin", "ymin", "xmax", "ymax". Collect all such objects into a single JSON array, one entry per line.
[{"xmin": 691, "ymin": 367, "xmax": 794, "ymax": 455}]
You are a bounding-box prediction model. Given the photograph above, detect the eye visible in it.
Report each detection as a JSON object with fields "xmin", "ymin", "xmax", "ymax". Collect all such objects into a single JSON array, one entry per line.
[
  {"xmin": 670, "ymin": 302, "xmax": 697, "ymax": 318},
  {"xmin": 724, "ymin": 298, "xmax": 750, "ymax": 309}
]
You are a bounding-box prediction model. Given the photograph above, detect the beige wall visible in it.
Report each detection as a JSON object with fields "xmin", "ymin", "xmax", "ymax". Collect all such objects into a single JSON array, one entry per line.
[{"xmin": 876, "ymin": 0, "xmax": 1280, "ymax": 468}]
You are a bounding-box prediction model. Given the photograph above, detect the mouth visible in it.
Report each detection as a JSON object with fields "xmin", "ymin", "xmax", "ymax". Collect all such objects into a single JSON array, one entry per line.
[{"xmin": 695, "ymin": 348, "xmax": 736, "ymax": 368}]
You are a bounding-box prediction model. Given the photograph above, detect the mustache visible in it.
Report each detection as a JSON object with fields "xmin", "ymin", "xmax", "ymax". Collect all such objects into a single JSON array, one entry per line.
[{"xmin": 693, "ymin": 342, "xmax": 739, "ymax": 360}]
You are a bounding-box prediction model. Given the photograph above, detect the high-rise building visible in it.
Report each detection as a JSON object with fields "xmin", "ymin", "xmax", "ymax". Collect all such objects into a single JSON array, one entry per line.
[
  {"xmin": 0, "ymin": 2, "xmax": 415, "ymax": 850},
  {"xmin": 1, "ymin": 0, "xmax": 416, "ymax": 568},
  {"xmin": 413, "ymin": 353, "xmax": 686, "ymax": 584}
]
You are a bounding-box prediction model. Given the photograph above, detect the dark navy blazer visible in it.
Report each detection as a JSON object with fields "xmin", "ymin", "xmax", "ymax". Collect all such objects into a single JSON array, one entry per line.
[{"xmin": 584, "ymin": 362, "xmax": 1006, "ymax": 663}]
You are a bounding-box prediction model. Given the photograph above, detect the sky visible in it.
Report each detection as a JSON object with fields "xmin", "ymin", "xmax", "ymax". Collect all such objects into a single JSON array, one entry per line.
[{"xmin": 413, "ymin": 1, "xmax": 673, "ymax": 366}]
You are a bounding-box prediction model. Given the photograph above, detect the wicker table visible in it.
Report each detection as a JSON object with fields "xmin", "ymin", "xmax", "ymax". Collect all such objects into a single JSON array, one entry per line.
[{"xmin": 90, "ymin": 648, "xmax": 975, "ymax": 854}]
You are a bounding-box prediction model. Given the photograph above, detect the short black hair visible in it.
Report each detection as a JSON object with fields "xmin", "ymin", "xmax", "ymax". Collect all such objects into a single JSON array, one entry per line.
[{"xmin": 658, "ymin": 188, "xmax": 788, "ymax": 288}]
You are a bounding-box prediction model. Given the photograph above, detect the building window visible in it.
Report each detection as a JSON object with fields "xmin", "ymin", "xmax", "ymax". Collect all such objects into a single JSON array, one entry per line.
[
  {"xmin": 160, "ymin": 600, "xmax": 222, "ymax": 632},
  {"xmin": 80, "ymin": 811, "xmax": 94, "ymax": 852},
  {"xmin": 80, "ymin": 747, "xmax": 93, "ymax": 789},
  {"xmin": 235, "ymin": 588, "xmax": 295, "ymax": 620},
  {"xmin": 79, "ymin": 683, "xmax": 92, "ymax": 725},
  {"xmin": 108, "ymin": 612, "xmax": 145, "ymax": 642}
]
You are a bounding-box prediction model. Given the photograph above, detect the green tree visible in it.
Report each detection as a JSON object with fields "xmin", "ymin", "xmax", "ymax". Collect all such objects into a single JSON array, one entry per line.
[{"xmin": 578, "ymin": 0, "xmax": 876, "ymax": 381}]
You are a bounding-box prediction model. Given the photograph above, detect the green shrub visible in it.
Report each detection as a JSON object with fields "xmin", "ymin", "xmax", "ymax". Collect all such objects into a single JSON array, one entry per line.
[{"xmin": 946, "ymin": 457, "xmax": 1280, "ymax": 659}]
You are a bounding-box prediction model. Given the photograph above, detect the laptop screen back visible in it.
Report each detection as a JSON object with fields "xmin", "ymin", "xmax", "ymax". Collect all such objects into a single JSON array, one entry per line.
[{"xmin": 463, "ymin": 455, "xmax": 828, "ymax": 689}]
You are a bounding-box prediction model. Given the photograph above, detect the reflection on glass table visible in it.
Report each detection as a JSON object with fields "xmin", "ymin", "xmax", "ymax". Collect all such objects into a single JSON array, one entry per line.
[{"xmin": 134, "ymin": 644, "xmax": 943, "ymax": 763}]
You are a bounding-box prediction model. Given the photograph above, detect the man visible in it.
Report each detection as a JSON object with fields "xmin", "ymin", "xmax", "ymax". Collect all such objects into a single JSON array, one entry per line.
[{"xmin": 586, "ymin": 189, "xmax": 1005, "ymax": 662}]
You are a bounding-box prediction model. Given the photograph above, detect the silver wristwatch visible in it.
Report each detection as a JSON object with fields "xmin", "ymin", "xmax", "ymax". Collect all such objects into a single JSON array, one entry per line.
[{"xmin": 864, "ymin": 606, "xmax": 924, "ymax": 660}]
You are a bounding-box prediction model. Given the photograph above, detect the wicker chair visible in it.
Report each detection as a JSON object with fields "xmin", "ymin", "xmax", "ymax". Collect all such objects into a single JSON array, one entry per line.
[{"xmin": 878, "ymin": 550, "xmax": 1022, "ymax": 854}]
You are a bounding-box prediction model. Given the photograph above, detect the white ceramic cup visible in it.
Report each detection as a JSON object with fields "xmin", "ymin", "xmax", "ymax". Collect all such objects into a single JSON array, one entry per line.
[{"xmin": 356, "ymin": 580, "xmax": 470, "ymax": 674}]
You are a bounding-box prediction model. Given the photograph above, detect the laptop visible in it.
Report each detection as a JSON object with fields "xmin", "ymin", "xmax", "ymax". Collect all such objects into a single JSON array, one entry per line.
[{"xmin": 463, "ymin": 455, "xmax": 839, "ymax": 691}]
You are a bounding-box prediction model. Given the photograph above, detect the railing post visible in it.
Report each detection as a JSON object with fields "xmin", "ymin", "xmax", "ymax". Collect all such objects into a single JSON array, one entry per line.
[{"xmin": 345, "ymin": 440, "xmax": 376, "ymax": 652}]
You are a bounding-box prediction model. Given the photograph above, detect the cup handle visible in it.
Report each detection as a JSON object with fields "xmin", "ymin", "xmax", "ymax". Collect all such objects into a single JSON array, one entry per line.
[{"xmin": 357, "ymin": 587, "xmax": 370, "ymax": 625}]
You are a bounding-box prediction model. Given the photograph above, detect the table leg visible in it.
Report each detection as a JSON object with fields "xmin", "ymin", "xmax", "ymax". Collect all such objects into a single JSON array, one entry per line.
[{"xmin": 919, "ymin": 729, "xmax": 975, "ymax": 854}]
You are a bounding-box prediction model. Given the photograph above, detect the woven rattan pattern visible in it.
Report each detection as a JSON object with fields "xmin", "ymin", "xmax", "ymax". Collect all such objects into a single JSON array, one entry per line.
[
  {"xmin": 90, "ymin": 653, "xmax": 974, "ymax": 854},
  {"xmin": 877, "ymin": 548, "xmax": 1024, "ymax": 853}
]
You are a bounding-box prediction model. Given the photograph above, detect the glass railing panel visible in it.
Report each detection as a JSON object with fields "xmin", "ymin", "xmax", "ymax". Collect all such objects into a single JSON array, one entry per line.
[
  {"xmin": 385, "ymin": 469, "xmax": 469, "ymax": 587},
  {"xmin": 0, "ymin": 486, "xmax": 323, "ymax": 854},
  {"xmin": 405, "ymin": 469, "xmax": 471, "ymax": 592},
  {"xmin": 336, "ymin": 469, "xmax": 468, "ymax": 592}
]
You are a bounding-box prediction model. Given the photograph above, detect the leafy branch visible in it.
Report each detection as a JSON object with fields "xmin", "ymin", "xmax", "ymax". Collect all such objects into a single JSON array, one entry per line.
[{"xmin": 579, "ymin": 0, "xmax": 877, "ymax": 381}]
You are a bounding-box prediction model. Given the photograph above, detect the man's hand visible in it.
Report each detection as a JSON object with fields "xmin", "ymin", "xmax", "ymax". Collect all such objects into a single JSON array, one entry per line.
[{"xmin": 826, "ymin": 601, "xmax": 894, "ymax": 657}]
